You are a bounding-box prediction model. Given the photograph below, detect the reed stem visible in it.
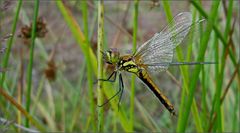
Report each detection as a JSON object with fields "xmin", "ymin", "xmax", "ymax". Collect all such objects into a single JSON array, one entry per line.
[
  {"xmin": 97, "ymin": 0, "xmax": 105, "ymax": 132},
  {"xmin": 130, "ymin": 0, "xmax": 138, "ymax": 130},
  {"xmin": 25, "ymin": 0, "xmax": 39, "ymax": 127}
]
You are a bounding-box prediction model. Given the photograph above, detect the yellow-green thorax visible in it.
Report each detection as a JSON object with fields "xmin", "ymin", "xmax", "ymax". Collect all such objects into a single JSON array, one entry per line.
[
  {"xmin": 103, "ymin": 49, "xmax": 142, "ymax": 74},
  {"xmin": 118, "ymin": 55, "xmax": 140, "ymax": 74}
]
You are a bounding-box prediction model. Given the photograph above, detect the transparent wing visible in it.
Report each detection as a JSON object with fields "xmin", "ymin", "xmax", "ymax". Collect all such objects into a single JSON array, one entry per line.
[
  {"xmin": 134, "ymin": 32, "xmax": 174, "ymax": 72},
  {"xmin": 134, "ymin": 12, "xmax": 202, "ymax": 72},
  {"xmin": 161, "ymin": 12, "xmax": 193, "ymax": 48}
]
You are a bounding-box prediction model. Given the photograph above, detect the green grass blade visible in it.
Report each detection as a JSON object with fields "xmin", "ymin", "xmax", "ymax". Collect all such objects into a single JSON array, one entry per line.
[
  {"xmin": 97, "ymin": 0, "xmax": 104, "ymax": 131},
  {"xmin": 0, "ymin": 87, "xmax": 46, "ymax": 131},
  {"xmin": 161, "ymin": 1, "xmax": 203, "ymax": 131},
  {"xmin": 177, "ymin": 1, "xmax": 221, "ymax": 132},
  {"xmin": 55, "ymin": 0, "xmax": 97, "ymax": 73},
  {"xmin": 232, "ymin": 85, "xmax": 239, "ymax": 132},
  {"xmin": 55, "ymin": 1, "xmax": 132, "ymax": 131},
  {"xmin": 25, "ymin": 0, "xmax": 39, "ymax": 127},
  {"xmin": 190, "ymin": 0, "xmax": 238, "ymax": 68},
  {"xmin": 0, "ymin": 0, "xmax": 22, "ymax": 86},
  {"xmin": 211, "ymin": 0, "xmax": 234, "ymax": 131},
  {"xmin": 130, "ymin": 0, "xmax": 138, "ymax": 130},
  {"xmin": 81, "ymin": 1, "xmax": 96, "ymax": 131}
]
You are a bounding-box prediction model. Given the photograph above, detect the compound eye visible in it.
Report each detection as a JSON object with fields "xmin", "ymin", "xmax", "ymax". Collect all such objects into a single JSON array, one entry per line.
[
  {"xmin": 107, "ymin": 50, "xmax": 112, "ymax": 54},
  {"xmin": 106, "ymin": 61, "xmax": 112, "ymax": 64}
]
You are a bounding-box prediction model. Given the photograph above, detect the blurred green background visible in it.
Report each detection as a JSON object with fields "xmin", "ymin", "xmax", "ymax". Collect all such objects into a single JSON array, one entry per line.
[{"xmin": 0, "ymin": 0, "xmax": 239, "ymax": 132}]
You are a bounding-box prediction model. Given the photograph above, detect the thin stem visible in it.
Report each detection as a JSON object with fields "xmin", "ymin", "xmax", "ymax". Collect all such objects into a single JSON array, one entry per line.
[
  {"xmin": 177, "ymin": 1, "xmax": 220, "ymax": 132},
  {"xmin": 87, "ymin": 2, "xmax": 133, "ymax": 40},
  {"xmin": 130, "ymin": 0, "xmax": 138, "ymax": 130},
  {"xmin": 17, "ymin": 47, "xmax": 24, "ymax": 131},
  {"xmin": 0, "ymin": 0, "xmax": 22, "ymax": 86},
  {"xmin": 97, "ymin": 0, "xmax": 104, "ymax": 132},
  {"xmin": 190, "ymin": 0, "xmax": 238, "ymax": 68},
  {"xmin": 0, "ymin": 87, "xmax": 45, "ymax": 131},
  {"xmin": 25, "ymin": 0, "xmax": 39, "ymax": 127},
  {"xmin": 81, "ymin": 1, "xmax": 96, "ymax": 131},
  {"xmin": 208, "ymin": 64, "xmax": 239, "ymax": 131},
  {"xmin": 213, "ymin": 0, "xmax": 233, "ymax": 131},
  {"xmin": 55, "ymin": 0, "xmax": 98, "ymax": 74},
  {"xmin": 161, "ymin": 1, "xmax": 202, "ymax": 131},
  {"xmin": 0, "ymin": 118, "xmax": 39, "ymax": 132}
]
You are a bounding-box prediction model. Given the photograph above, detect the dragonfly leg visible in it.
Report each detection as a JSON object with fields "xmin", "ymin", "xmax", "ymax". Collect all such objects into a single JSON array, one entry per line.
[
  {"xmin": 97, "ymin": 74, "xmax": 122, "ymax": 107},
  {"xmin": 117, "ymin": 73, "xmax": 124, "ymax": 111},
  {"xmin": 98, "ymin": 71, "xmax": 117, "ymax": 83}
]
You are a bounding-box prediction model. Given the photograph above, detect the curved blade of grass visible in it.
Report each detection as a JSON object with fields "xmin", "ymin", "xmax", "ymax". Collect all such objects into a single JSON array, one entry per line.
[
  {"xmin": 210, "ymin": 0, "xmax": 234, "ymax": 131},
  {"xmin": 81, "ymin": 1, "xmax": 96, "ymax": 131},
  {"xmin": 56, "ymin": 1, "xmax": 134, "ymax": 131},
  {"xmin": 190, "ymin": 0, "xmax": 238, "ymax": 68},
  {"xmin": 0, "ymin": 87, "xmax": 46, "ymax": 131},
  {"xmin": 25, "ymin": 0, "xmax": 39, "ymax": 127},
  {"xmin": 177, "ymin": 1, "xmax": 220, "ymax": 132},
  {"xmin": 161, "ymin": 1, "xmax": 203, "ymax": 131},
  {"xmin": 55, "ymin": 0, "xmax": 97, "ymax": 73},
  {"xmin": 0, "ymin": 0, "xmax": 22, "ymax": 86}
]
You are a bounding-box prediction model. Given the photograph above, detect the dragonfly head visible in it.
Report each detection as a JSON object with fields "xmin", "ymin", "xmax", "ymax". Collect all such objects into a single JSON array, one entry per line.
[{"xmin": 102, "ymin": 48, "xmax": 120, "ymax": 65}]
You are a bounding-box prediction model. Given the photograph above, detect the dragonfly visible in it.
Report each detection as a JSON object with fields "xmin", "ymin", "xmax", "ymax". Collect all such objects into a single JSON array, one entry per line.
[{"xmin": 99, "ymin": 12, "xmax": 215, "ymax": 116}]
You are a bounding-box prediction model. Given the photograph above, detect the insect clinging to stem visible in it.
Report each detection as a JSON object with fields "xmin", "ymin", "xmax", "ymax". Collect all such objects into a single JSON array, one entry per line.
[{"xmin": 98, "ymin": 12, "xmax": 216, "ymax": 116}]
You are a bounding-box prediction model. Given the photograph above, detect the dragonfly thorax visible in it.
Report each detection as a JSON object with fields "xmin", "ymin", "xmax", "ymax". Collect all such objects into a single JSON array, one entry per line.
[
  {"xmin": 118, "ymin": 55, "xmax": 139, "ymax": 73},
  {"xmin": 103, "ymin": 49, "xmax": 140, "ymax": 73}
]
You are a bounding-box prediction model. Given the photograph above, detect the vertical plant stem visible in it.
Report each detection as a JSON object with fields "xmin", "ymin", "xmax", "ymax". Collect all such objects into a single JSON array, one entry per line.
[
  {"xmin": 177, "ymin": 1, "xmax": 220, "ymax": 132},
  {"xmin": 97, "ymin": 0, "xmax": 104, "ymax": 132},
  {"xmin": 213, "ymin": 0, "xmax": 233, "ymax": 131},
  {"xmin": 81, "ymin": 1, "xmax": 96, "ymax": 131},
  {"xmin": 25, "ymin": 0, "xmax": 39, "ymax": 127},
  {"xmin": 162, "ymin": 1, "xmax": 202, "ymax": 131},
  {"xmin": 56, "ymin": 1, "xmax": 133, "ymax": 131},
  {"xmin": 232, "ymin": 83, "xmax": 239, "ymax": 132},
  {"xmin": 82, "ymin": 2, "xmax": 89, "ymax": 41},
  {"xmin": 0, "ymin": 0, "xmax": 22, "ymax": 86},
  {"xmin": 17, "ymin": 47, "xmax": 24, "ymax": 131},
  {"xmin": 190, "ymin": 0, "xmax": 237, "ymax": 67},
  {"xmin": 201, "ymin": 64, "xmax": 207, "ymax": 128},
  {"xmin": 195, "ymin": 4, "xmax": 208, "ymax": 129},
  {"xmin": 55, "ymin": 1, "xmax": 97, "ymax": 73},
  {"xmin": 130, "ymin": 0, "xmax": 138, "ymax": 130}
]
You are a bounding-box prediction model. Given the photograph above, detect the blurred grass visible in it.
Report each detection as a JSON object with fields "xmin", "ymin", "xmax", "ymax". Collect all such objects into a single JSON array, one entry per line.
[
  {"xmin": 191, "ymin": 0, "xmax": 238, "ymax": 67},
  {"xmin": 55, "ymin": 1, "xmax": 97, "ymax": 72},
  {"xmin": 0, "ymin": 87, "xmax": 46, "ymax": 131},
  {"xmin": 25, "ymin": 0, "xmax": 39, "ymax": 127},
  {"xmin": 56, "ymin": 0, "xmax": 131, "ymax": 131},
  {"xmin": 177, "ymin": 1, "xmax": 220, "ymax": 132},
  {"xmin": 80, "ymin": 1, "xmax": 96, "ymax": 131},
  {"xmin": 0, "ymin": 0, "xmax": 22, "ymax": 128},
  {"xmin": 212, "ymin": 0, "xmax": 233, "ymax": 132},
  {"xmin": 130, "ymin": 0, "xmax": 138, "ymax": 130},
  {"xmin": 161, "ymin": 1, "xmax": 203, "ymax": 132},
  {"xmin": 0, "ymin": 0, "xmax": 22, "ymax": 86},
  {"xmin": 0, "ymin": 0, "xmax": 239, "ymax": 132}
]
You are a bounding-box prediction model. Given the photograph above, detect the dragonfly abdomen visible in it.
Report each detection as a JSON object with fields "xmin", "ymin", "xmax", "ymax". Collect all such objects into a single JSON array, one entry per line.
[{"xmin": 137, "ymin": 70, "xmax": 176, "ymax": 115}]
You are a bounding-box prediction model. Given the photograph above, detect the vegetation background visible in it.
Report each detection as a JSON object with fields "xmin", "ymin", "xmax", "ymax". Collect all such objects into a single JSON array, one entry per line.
[{"xmin": 0, "ymin": 0, "xmax": 239, "ymax": 132}]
